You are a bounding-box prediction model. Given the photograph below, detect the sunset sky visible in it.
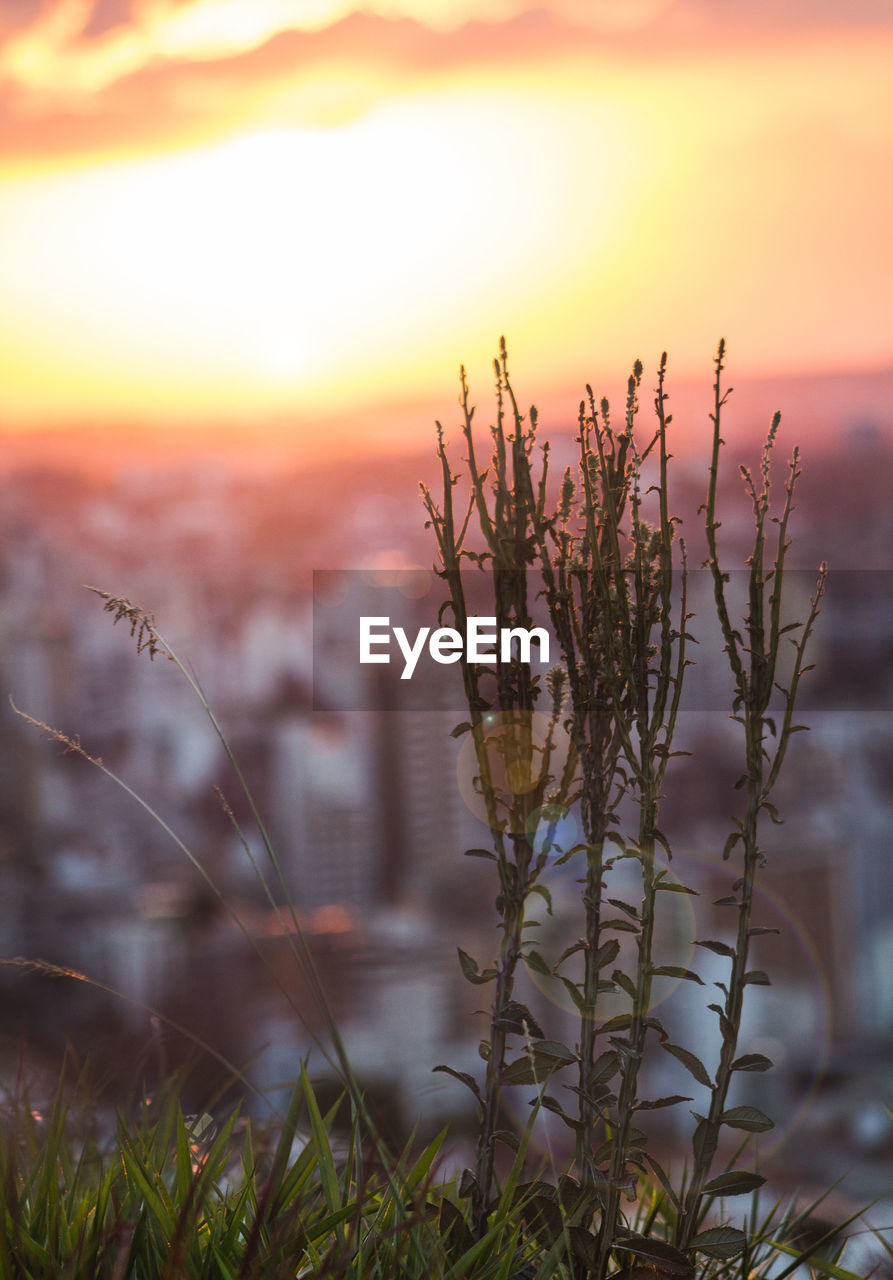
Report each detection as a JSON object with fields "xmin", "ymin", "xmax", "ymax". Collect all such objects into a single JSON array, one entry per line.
[{"xmin": 0, "ymin": 0, "xmax": 891, "ymax": 444}]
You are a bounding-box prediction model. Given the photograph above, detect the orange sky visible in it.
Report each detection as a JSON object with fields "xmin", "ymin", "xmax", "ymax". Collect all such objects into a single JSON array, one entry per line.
[{"xmin": 0, "ymin": 0, "xmax": 891, "ymax": 441}]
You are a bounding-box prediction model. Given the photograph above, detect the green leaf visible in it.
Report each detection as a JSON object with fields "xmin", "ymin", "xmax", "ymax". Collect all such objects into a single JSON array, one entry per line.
[
  {"xmin": 588, "ymin": 1050, "xmax": 620, "ymax": 1087},
  {"xmin": 496, "ymin": 1000, "xmax": 545, "ymax": 1039},
  {"xmin": 451, "ymin": 721, "xmax": 473, "ymax": 738},
  {"xmin": 661, "ymin": 1041, "xmax": 712, "ymax": 1088},
  {"xmin": 762, "ymin": 800, "xmax": 784, "ymax": 824},
  {"xmin": 513, "ymin": 1180, "xmax": 556, "ymax": 1207},
  {"xmin": 521, "ymin": 1194, "xmax": 564, "ymax": 1244},
  {"xmin": 457, "ymin": 948, "xmax": 496, "ymax": 985},
  {"xmin": 464, "ymin": 847, "xmax": 497, "ymax": 861},
  {"xmin": 613, "ymin": 968, "xmax": 638, "ymax": 1001},
  {"xmin": 300, "ymin": 1065, "xmax": 341, "ymax": 1222},
  {"xmin": 722, "ymin": 832, "xmax": 742, "ymax": 860},
  {"xmin": 433, "ymin": 1064, "xmax": 483, "ymax": 1107},
  {"xmin": 502, "ymin": 1057, "xmax": 543, "ymax": 1086},
  {"xmin": 720, "ymin": 1105, "xmax": 774, "ymax": 1132},
  {"xmin": 538, "ymin": 1094, "xmax": 583, "ymax": 1133},
  {"xmin": 523, "ymin": 949, "xmax": 551, "ymax": 976},
  {"xmin": 744, "ymin": 969, "xmax": 771, "ymax": 985},
  {"xmin": 691, "ymin": 1116, "xmax": 717, "ymax": 1168},
  {"xmin": 651, "ymin": 965, "xmax": 704, "ymax": 985},
  {"xmin": 614, "ymin": 1235, "xmax": 694, "ymax": 1275},
  {"xmin": 655, "ymin": 878, "xmax": 698, "ymax": 896},
  {"xmin": 493, "ymin": 1128, "xmax": 519, "ymax": 1152},
  {"xmin": 601, "ymin": 916, "xmax": 639, "ymax": 933},
  {"xmin": 529, "ymin": 883, "xmax": 553, "ymax": 914},
  {"xmin": 554, "ymin": 939, "xmax": 585, "ymax": 968},
  {"xmin": 569, "ymin": 1226, "xmax": 598, "ymax": 1270},
  {"xmin": 695, "ymin": 938, "xmax": 736, "ymax": 958},
  {"xmin": 634, "ymin": 1094, "xmax": 692, "ymax": 1111},
  {"xmin": 692, "ymin": 1226, "xmax": 748, "ymax": 1259},
  {"xmin": 501, "ymin": 1044, "xmax": 575, "ymax": 1086},
  {"xmin": 531, "ymin": 1039, "xmax": 578, "ymax": 1067},
  {"xmin": 439, "ymin": 1199, "xmax": 474, "ymax": 1256},
  {"xmin": 559, "ymin": 975, "xmax": 585, "ymax": 1012},
  {"xmin": 767, "ymin": 1241, "xmax": 864, "ymax": 1280},
  {"xmin": 703, "ymin": 1170, "xmax": 766, "ymax": 1196},
  {"xmin": 731, "ymin": 1052, "xmax": 773, "ymax": 1072},
  {"xmin": 643, "ymin": 1153, "xmax": 681, "ymax": 1213},
  {"xmin": 557, "ymin": 1173, "xmax": 597, "ymax": 1219},
  {"xmin": 708, "ymin": 1003, "xmax": 735, "ymax": 1039},
  {"xmin": 598, "ymin": 1013, "xmax": 633, "ymax": 1036},
  {"xmin": 594, "ymin": 938, "xmax": 621, "ymax": 968}
]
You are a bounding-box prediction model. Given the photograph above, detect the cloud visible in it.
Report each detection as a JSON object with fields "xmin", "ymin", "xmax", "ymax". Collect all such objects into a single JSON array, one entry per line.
[
  {"xmin": 79, "ymin": 0, "xmax": 136, "ymax": 40},
  {"xmin": 0, "ymin": 8, "xmax": 580, "ymax": 161},
  {"xmin": 0, "ymin": 0, "xmax": 891, "ymax": 166}
]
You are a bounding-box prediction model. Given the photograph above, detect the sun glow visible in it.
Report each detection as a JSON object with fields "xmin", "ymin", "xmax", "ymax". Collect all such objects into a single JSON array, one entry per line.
[
  {"xmin": 0, "ymin": 27, "xmax": 890, "ymax": 430},
  {"xmin": 0, "ymin": 82, "xmax": 631, "ymax": 421}
]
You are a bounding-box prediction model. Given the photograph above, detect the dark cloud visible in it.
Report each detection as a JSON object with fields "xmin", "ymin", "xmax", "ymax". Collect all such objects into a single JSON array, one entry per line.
[
  {"xmin": 78, "ymin": 0, "xmax": 136, "ymax": 41},
  {"xmin": 685, "ymin": 0, "xmax": 893, "ymax": 28},
  {"xmin": 0, "ymin": 0, "xmax": 43, "ymax": 34}
]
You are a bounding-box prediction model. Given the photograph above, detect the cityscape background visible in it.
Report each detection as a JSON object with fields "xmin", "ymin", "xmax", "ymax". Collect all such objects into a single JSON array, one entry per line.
[{"xmin": 1, "ymin": 381, "xmax": 892, "ymax": 1207}]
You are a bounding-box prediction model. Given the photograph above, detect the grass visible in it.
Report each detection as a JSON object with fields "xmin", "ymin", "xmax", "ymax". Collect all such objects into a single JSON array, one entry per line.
[{"xmin": 0, "ymin": 1059, "xmax": 878, "ymax": 1278}]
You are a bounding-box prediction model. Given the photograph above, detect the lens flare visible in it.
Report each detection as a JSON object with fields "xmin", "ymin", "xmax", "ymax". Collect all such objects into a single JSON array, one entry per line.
[{"xmin": 456, "ymin": 710, "xmax": 578, "ymax": 835}]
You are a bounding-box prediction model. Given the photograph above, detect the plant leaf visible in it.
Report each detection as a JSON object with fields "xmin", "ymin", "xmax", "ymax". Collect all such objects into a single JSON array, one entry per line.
[
  {"xmin": 523, "ymin": 949, "xmax": 551, "ymax": 976},
  {"xmin": 433, "ymin": 1064, "xmax": 484, "ymax": 1107},
  {"xmin": 731, "ymin": 1053, "xmax": 773, "ymax": 1072},
  {"xmin": 502, "ymin": 1057, "xmax": 544, "ymax": 1087},
  {"xmin": 559, "ymin": 975, "xmax": 586, "ymax": 1012},
  {"xmin": 529, "ymin": 883, "xmax": 553, "ymax": 915},
  {"xmin": 660, "ymin": 1041, "xmax": 712, "ymax": 1088},
  {"xmin": 634, "ymin": 1094, "xmax": 692, "ymax": 1111},
  {"xmin": 538, "ymin": 1095, "xmax": 583, "ymax": 1133},
  {"xmin": 595, "ymin": 938, "xmax": 622, "ymax": 968},
  {"xmin": 495, "ymin": 1001, "xmax": 545, "ymax": 1039},
  {"xmin": 692, "ymin": 1226, "xmax": 748, "ymax": 1259},
  {"xmin": 703, "ymin": 1170, "xmax": 766, "ymax": 1196},
  {"xmin": 601, "ymin": 917, "xmax": 640, "ymax": 933},
  {"xmin": 613, "ymin": 1235, "xmax": 694, "ymax": 1275},
  {"xmin": 457, "ymin": 948, "xmax": 496, "ymax": 985},
  {"xmin": 651, "ymin": 965, "xmax": 704, "ymax": 986},
  {"xmin": 656, "ymin": 879, "xmax": 698, "ymax": 896},
  {"xmin": 720, "ymin": 1105, "xmax": 774, "ymax": 1132},
  {"xmin": 532, "ymin": 1040, "xmax": 578, "ymax": 1067},
  {"xmin": 722, "ymin": 832, "xmax": 742, "ymax": 860},
  {"xmin": 613, "ymin": 968, "xmax": 638, "ymax": 1001},
  {"xmin": 569, "ymin": 1227, "xmax": 598, "ymax": 1270},
  {"xmin": 695, "ymin": 939, "xmax": 736, "ymax": 958},
  {"xmin": 554, "ymin": 939, "xmax": 585, "ymax": 968}
]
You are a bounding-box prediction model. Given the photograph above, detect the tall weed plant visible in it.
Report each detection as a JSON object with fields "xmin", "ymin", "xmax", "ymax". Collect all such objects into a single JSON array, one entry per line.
[{"xmin": 422, "ymin": 339, "xmax": 827, "ymax": 1273}]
